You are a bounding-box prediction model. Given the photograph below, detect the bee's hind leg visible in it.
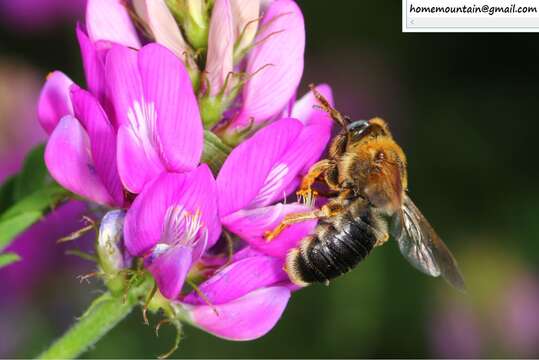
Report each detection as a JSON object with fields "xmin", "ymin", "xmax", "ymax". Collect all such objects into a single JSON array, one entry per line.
[{"xmin": 264, "ymin": 202, "xmax": 344, "ymax": 242}]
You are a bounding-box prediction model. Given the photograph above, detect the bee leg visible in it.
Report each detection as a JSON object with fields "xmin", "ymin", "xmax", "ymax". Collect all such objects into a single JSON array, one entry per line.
[
  {"xmin": 264, "ymin": 211, "xmax": 321, "ymax": 241},
  {"xmin": 264, "ymin": 203, "xmax": 344, "ymax": 241},
  {"xmin": 297, "ymin": 160, "xmax": 335, "ymax": 197},
  {"xmin": 309, "ymin": 84, "xmax": 349, "ymax": 128}
]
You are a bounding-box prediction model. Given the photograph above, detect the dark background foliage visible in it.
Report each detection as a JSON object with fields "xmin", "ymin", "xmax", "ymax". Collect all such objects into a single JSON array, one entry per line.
[{"xmin": 0, "ymin": 0, "xmax": 537, "ymax": 357}]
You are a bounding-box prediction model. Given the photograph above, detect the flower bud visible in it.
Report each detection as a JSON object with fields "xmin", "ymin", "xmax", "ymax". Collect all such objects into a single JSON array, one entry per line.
[
  {"xmin": 166, "ymin": 0, "xmax": 210, "ymax": 50},
  {"xmin": 133, "ymin": 0, "xmax": 200, "ymax": 87},
  {"xmin": 200, "ymin": 0, "xmax": 235, "ymax": 128},
  {"xmin": 97, "ymin": 210, "xmax": 129, "ymax": 277},
  {"xmin": 230, "ymin": 0, "xmax": 260, "ymax": 62},
  {"xmin": 205, "ymin": 0, "xmax": 234, "ymax": 97}
]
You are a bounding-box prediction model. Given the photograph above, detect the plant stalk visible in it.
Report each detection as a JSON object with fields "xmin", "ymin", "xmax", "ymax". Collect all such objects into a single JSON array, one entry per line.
[{"xmin": 37, "ymin": 277, "xmax": 152, "ymax": 359}]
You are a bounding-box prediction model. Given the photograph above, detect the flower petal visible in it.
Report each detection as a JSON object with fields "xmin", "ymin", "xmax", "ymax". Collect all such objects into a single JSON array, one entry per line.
[
  {"xmin": 105, "ymin": 44, "xmax": 144, "ymax": 128},
  {"xmin": 248, "ymin": 121, "xmax": 332, "ymax": 208},
  {"xmin": 147, "ymin": 245, "xmax": 192, "ymax": 299},
  {"xmin": 234, "ymin": 0, "xmax": 305, "ymax": 127},
  {"xmin": 107, "ymin": 44, "xmax": 164, "ymax": 193},
  {"xmin": 45, "ymin": 115, "xmax": 114, "ymax": 206},
  {"xmin": 86, "ymin": 0, "xmax": 141, "ymax": 48},
  {"xmin": 71, "ymin": 87, "xmax": 124, "ymax": 206},
  {"xmin": 138, "ymin": 43, "xmax": 203, "ymax": 172},
  {"xmin": 222, "ymin": 202, "xmax": 316, "ymax": 257},
  {"xmin": 37, "ymin": 71, "xmax": 74, "ymax": 134},
  {"xmin": 217, "ymin": 118, "xmax": 302, "ymax": 216},
  {"xmin": 183, "ymin": 286, "xmax": 290, "ymax": 340},
  {"xmin": 205, "ymin": 0, "xmax": 234, "ymax": 96},
  {"xmin": 183, "ymin": 255, "xmax": 288, "ymax": 305},
  {"xmin": 116, "ymin": 125, "xmax": 164, "ymax": 194},
  {"xmin": 76, "ymin": 25, "xmax": 110, "ymax": 107},
  {"xmin": 124, "ymin": 165, "xmax": 220, "ymax": 256},
  {"xmin": 291, "ymin": 83, "xmax": 334, "ymax": 127},
  {"xmin": 134, "ymin": 0, "xmax": 191, "ymax": 60},
  {"xmin": 263, "ymin": 122, "xmax": 332, "ymax": 206}
]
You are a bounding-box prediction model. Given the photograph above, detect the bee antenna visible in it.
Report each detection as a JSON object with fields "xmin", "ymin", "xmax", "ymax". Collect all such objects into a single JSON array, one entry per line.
[{"xmin": 309, "ymin": 84, "xmax": 349, "ymax": 129}]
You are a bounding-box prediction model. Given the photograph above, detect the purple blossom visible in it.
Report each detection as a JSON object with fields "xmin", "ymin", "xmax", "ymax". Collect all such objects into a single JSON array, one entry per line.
[
  {"xmin": 223, "ymin": 0, "xmax": 305, "ymax": 133},
  {"xmin": 205, "ymin": 0, "xmax": 235, "ymax": 97},
  {"xmin": 106, "ymin": 43, "xmax": 203, "ymax": 193},
  {"xmin": 38, "ymin": 37, "xmax": 203, "ymax": 204},
  {"xmin": 34, "ymin": 0, "xmax": 338, "ymax": 345},
  {"xmin": 124, "ymin": 167, "xmax": 220, "ymax": 299},
  {"xmin": 85, "ymin": 0, "xmax": 141, "ymax": 48},
  {"xmin": 217, "ymin": 85, "xmax": 333, "ymax": 258},
  {"xmin": 132, "ymin": 0, "xmax": 192, "ymax": 59},
  {"xmin": 179, "ymin": 249, "xmax": 291, "ymax": 340},
  {"xmin": 81, "ymin": 0, "xmax": 305, "ymax": 135}
]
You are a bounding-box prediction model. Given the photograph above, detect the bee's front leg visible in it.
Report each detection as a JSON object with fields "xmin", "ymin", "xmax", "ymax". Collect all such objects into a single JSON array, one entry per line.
[{"xmin": 297, "ymin": 160, "xmax": 335, "ymax": 198}]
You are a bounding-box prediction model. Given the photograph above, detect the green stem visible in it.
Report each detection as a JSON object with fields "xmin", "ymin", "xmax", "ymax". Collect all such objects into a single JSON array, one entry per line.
[{"xmin": 37, "ymin": 278, "xmax": 152, "ymax": 359}]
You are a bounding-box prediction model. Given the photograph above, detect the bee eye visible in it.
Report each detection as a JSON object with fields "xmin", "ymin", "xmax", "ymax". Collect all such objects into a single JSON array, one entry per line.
[{"xmin": 347, "ymin": 120, "xmax": 369, "ymax": 132}]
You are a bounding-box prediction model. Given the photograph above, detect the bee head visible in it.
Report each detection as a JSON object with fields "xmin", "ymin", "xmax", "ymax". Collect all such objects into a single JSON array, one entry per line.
[{"xmin": 346, "ymin": 118, "xmax": 391, "ymax": 143}]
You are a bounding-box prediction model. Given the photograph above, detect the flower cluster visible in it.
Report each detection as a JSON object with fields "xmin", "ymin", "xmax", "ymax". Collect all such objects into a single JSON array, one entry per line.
[{"xmin": 38, "ymin": 0, "xmax": 334, "ymax": 341}]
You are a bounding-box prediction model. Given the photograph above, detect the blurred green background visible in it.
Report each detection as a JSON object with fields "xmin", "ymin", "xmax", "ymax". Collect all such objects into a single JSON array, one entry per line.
[{"xmin": 0, "ymin": 0, "xmax": 538, "ymax": 358}]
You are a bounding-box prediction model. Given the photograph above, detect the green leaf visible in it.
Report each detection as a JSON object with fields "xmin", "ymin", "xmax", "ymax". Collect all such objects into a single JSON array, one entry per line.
[
  {"xmin": 0, "ymin": 184, "xmax": 68, "ymax": 222},
  {"xmin": 201, "ymin": 130, "xmax": 232, "ymax": 175},
  {"xmin": 0, "ymin": 184, "xmax": 69, "ymax": 252},
  {"xmin": 0, "ymin": 175, "xmax": 17, "ymax": 214},
  {"xmin": 0, "ymin": 252, "xmax": 21, "ymax": 268},
  {"xmin": 13, "ymin": 143, "xmax": 48, "ymax": 200},
  {"xmin": 0, "ymin": 211, "xmax": 42, "ymax": 251},
  {"xmin": 0, "ymin": 144, "xmax": 71, "ymax": 255}
]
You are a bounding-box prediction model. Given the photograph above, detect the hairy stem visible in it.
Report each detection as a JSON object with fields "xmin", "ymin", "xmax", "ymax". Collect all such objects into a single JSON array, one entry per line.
[{"xmin": 37, "ymin": 277, "xmax": 152, "ymax": 359}]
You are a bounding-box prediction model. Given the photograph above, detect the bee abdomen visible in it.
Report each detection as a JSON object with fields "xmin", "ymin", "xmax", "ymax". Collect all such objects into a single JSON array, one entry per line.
[{"xmin": 287, "ymin": 212, "xmax": 381, "ymax": 286}]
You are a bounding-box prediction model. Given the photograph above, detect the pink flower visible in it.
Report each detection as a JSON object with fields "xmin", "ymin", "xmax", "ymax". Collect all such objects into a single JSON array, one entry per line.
[
  {"xmin": 85, "ymin": 0, "xmax": 141, "ymax": 48},
  {"xmin": 217, "ymin": 85, "xmax": 333, "ymax": 258},
  {"xmin": 124, "ymin": 167, "xmax": 221, "ymax": 299},
  {"xmin": 106, "ymin": 43, "xmax": 203, "ymax": 194},
  {"xmin": 222, "ymin": 0, "xmax": 305, "ymax": 134},
  {"xmin": 38, "ymin": 40, "xmax": 203, "ymax": 205},
  {"xmin": 39, "ymin": 73, "xmax": 124, "ymax": 206},
  {"xmin": 178, "ymin": 248, "xmax": 291, "ymax": 340},
  {"xmin": 132, "ymin": 0, "xmax": 192, "ymax": 59}
]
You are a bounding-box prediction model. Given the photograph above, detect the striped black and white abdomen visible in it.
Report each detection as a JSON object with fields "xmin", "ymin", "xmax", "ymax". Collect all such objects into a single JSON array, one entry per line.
[{"xmin": 286, "ymin": 198, "xmax": 387, "ymax": 286}]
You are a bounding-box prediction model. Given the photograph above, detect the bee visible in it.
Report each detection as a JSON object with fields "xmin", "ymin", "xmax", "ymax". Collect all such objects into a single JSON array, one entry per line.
[{"xmin": 264, "ymin": 85, "xmax": 465, "ymax": 290}]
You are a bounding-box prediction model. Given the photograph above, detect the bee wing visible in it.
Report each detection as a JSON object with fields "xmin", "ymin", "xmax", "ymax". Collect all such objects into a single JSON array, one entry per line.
[{"xmin": 391, "ymin": 194, "xmax": 466, "ymax": 291}]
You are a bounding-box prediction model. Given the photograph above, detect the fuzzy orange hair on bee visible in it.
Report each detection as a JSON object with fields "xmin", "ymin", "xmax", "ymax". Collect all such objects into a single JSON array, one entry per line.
[{"xmin": 265, "ymin": 85, "xmax": 465, "ymax": 290}]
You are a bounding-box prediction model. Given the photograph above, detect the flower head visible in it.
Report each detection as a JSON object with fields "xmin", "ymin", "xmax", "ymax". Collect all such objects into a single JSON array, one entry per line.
[
  {"xmin": 124, "ymin": 166, "xmax": 220, "ymax": 299},
  {"xmin": 38, "ymin": 39, "xmax": 203, "ymax": 205},
  {"xmin": 178, "ymin": 249, "xmax": 291, "ymax": 340},
  {"xmin": 35, "ymin": 0, "xmax": 339, "ymax": 348},
  {"xmin": 217, "ymin": 85, "xmax": 333, "ymax": 257}
]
